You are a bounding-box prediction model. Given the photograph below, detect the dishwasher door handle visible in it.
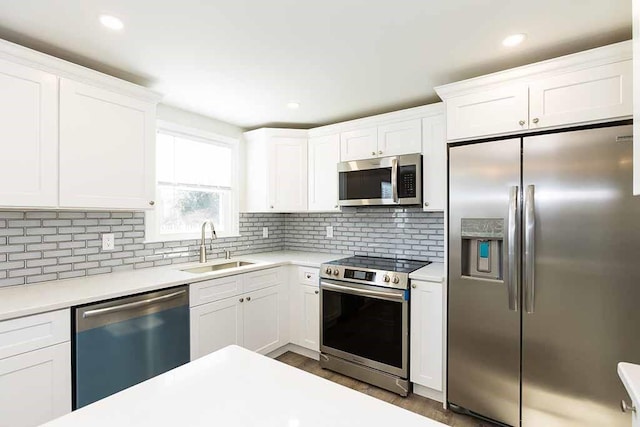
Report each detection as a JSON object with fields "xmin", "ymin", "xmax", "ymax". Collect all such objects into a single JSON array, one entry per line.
[{"xmin": 82, "ymin": 290, "xmax": 187, "ymax": 319}]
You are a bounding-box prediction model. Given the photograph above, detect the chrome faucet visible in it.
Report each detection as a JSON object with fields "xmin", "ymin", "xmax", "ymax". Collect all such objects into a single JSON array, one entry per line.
[{"xmin": 199, "ymin": 221, "xmax": 217, "ymax": 263}]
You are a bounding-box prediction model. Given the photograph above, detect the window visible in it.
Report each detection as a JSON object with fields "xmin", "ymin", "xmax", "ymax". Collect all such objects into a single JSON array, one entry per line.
[{"xmin": 146, "ymin": 123, "xmax": 239, "ymax": 241}]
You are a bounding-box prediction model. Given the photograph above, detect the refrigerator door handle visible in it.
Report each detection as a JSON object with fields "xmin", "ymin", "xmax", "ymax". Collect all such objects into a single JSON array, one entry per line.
[
  {"xmin": 507, "ymin": 186, "xmax": 519, "ymax": 311},
  {"xmin": 524, "ymin": 184, "xmax": 536, "ymax": 314}
]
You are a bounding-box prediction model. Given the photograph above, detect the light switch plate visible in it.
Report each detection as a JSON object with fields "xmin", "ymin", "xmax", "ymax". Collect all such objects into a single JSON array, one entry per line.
[
  {"xmin": 263, "ymin": 227, "xmax": 269, "ymax": 238},
  {"xmin": 102, "ymin": 233, "xmax": 115, "ymax": 251},
  {"xmin": 326, "ymin": 226, "xmax": 334, "ymax": 238}
]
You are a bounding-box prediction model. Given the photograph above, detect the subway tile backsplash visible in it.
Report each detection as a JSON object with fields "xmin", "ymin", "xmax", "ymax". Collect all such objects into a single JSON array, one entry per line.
[{"xmin": 0, "ymin": 207, "xmax": 443, "ymax": 287}]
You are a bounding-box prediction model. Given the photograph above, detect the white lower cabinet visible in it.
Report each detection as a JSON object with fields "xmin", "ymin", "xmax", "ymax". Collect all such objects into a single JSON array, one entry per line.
[
  {"xmin": 190, "ymin": 296, "xmax": 243, "ymax": 360},
  {"xmin": 0, "ymin": 309, "xmax": 71, "ymax": 427},
  {"xmin": 291, "ymin": 284, "xmax": 320, "ymax": 352},
  {"xmin": 190, "ymin": 268, "xmax": 289, "ymax": 359},
  {"xmin": 243, "ymin": 284, "xmax": 288, "ymax": 354},
  {"xmin": 410, "ymin": 279, "xmax": 443, "ymax": 394}
]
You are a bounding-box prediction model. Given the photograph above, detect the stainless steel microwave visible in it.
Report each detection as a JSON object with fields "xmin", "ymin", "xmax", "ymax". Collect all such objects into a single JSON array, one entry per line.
[{"xmin": 337, "ymin": 153, "xmax": 422, "ymax": 206}]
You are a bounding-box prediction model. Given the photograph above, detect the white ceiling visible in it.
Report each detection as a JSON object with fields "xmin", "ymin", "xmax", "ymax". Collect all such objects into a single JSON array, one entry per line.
[{"xmin": 0, "ymin": 0, "xmax": 631, "ymax": 129}]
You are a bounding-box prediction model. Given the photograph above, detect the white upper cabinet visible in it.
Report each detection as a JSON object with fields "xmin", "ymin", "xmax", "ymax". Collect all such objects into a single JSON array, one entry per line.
[
  {"xmin": 436, "ymin": 41, "xmax": 632, "ymax": 142},
  {"xmin": 308, "ymin": 134, "xmax": 340, "ymax": 211},
  {"xmin": 378, "ymin": 119, "xmax": 423, "ymax": 157},
  {"xmin": 529, "ymin": 61, "xmax": 632, "ymax": 129},
  {"xmin": 421, "ymin": 113, "xmax": 446, "ymax": 211},
  {"xmin": 445, "ymin": 84, "xmax": 529, "ymax": 141},
  {"xmin": 59, "ymin": 79, "xmax": 156, "ymax": 210},
  {"xmin": 340, "ymin": 127, "xmax": 378, "ymax": 161},
  {"xmin": 0, "ymin": 58, "xmax": 58, "ymax": 208},
  {"xmin": 244, "ymin": 129, "xmax": 308, "ymax": 213}
]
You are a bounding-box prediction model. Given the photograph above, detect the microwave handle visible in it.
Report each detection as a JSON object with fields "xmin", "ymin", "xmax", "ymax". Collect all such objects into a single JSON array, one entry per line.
[{"xmin": 391, "ymin": 157, "xmax": 399, "ymax": 203}]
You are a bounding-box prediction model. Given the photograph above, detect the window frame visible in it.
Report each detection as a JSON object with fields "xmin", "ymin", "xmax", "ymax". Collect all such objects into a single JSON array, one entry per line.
[{"xmin": 145, "ymin": 120, "xmax": 240, "ymax": 242}]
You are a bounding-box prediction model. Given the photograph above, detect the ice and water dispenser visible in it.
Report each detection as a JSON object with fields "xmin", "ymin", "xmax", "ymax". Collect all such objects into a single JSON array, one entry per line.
[{"xmin": 460, "ymin": 218, "xmax": 503, "ymax": 280}]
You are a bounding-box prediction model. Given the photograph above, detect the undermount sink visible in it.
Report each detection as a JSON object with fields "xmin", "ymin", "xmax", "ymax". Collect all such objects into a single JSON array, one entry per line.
[{"xmin": 181, "ymin": 261, "xmax": 255, "ymax": 274}]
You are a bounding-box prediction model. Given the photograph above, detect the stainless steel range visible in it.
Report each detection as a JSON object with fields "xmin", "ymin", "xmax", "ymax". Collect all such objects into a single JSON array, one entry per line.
[{"xmin": 319, "ymin": 256, "xmax": 430, "ymax": 396}]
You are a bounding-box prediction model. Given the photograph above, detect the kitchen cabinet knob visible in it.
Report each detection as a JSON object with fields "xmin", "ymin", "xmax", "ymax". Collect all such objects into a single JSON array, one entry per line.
[
  {"xmin": 334, "ymin": 205, "xmax": 339, "ymax": 208},
  {"xmin": 411, "ymin": 284, "xmax": 417, "ymax": 289},
  {"xmin": 270, "ymin": 205, "xmax": 274, "ymax": 209},
  {"xmin": 532, "ymin": 118, "xmax": 540, "ymax": 124},
  {"xmin": 519, "ymin": 120, "xmax": 526, "ymax": 126},
  {"xmin": 424, "ymin": 202, "xmax": 429, "ymax": 207},
  {"xmin": 315, "ymin": 290, "xmax": 319, "ymax": 294},
  {"xmin": 306, "ymin": 274, "xmax": 311, "ymax": 279},
  {"xmin": 239, "ymin": 298, "xmax": 244, "ymax": 302},
  {"xmin": 246, "ymin": 296, "xmax": 251, "ymax": 302},
  {"xmin": 149, "ymin": 201, "xmax": 155, "ymax": 206},
  {"xmin": 371, "ymin": 151, "xmax": 376, "ymax": 156},
  {"xmin": 621, "ymin": 400, "xmax": 636, "ymax": 413},
  {"xmin": 378, "ymin": 150, "xmax": 383, "ymax": 155}
]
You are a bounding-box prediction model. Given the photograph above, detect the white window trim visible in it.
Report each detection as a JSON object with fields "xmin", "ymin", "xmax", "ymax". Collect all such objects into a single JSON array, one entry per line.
[{"xmin": 145, "ymin": 120, "xmax": 240, "ymax": 242}]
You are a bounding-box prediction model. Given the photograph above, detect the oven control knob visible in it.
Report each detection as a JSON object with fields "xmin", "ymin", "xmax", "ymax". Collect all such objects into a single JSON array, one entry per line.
[
  {"xmin": 325, "ymin": 267, "xmax": 332, "ymax": 275},
  {"xmin": 392, "ymin": 276, "xmax": 400, "ymax": 284},
  {"xmin": 333, "ymin": 268, "xmax": 339, "ymax": 276},
  {"xmin": 383, "ymin": 275, "xmax": 391, "ymax": 282}
]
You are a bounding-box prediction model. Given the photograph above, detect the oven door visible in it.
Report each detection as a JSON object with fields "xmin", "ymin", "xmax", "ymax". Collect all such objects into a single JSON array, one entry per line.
[
  {"xmin": 337, "ymin": 153, "xmax": 422, "ymax": 206},
  {"xmin": 320, "ymin": 279, "xmax": 409, "ymax": 378}
]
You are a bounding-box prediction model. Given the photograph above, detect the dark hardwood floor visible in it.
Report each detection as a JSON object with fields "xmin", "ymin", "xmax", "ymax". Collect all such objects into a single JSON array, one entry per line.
[{"xmin": 275, "ymin": 351, "xmax": 499, "ymax": 427}]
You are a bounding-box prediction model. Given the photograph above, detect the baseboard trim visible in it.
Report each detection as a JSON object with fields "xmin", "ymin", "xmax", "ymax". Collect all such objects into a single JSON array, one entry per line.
[
  {"xmin": 413, "ymin": 384, "xmax": 444, "ymax": 403},
  {"xmin": 266, "ymin": 343, "xmax": 320, "ymax": 360}
]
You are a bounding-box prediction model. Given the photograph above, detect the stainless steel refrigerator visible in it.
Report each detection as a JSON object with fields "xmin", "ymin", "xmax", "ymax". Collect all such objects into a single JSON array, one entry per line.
[{"xmin": 448, "ymin": 122, "xmax": 640, "ymax": 427}]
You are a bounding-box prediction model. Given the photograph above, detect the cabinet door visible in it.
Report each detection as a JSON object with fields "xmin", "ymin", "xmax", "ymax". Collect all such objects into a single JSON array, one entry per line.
[
  {"xmin": 190, "ymin": 297, "xmax": 243, "ymax": 360},
  {"xmin": 268, "ymin": 137, "xmax": 307, "ymax": 211},
  {"xmin": 243, "ymin": 284, "xmax": 288, "ymax": 355},
  {"xmin": 378, "ymin": 119, "xmax": 422, "ymax": 157},
  {"xmin": 0, "ymin": 343, "xmax": 71, "ymax": 427},
  {"xmin": 299, "ymin": 285, "xmax": 320, "ymax": 351},
  {"xmin": 529, "ymin": 61, "xmax": 632, "ymax": 130},
  {"xmin": 422, "ymin": 114, "xmax": 446, "ymax": 211},
  {"xmin": 308, "ymin": 134, "xmax": 340, "ymax": 211},
  {"xmin": 446, "ymin": 84, "xmax": 529, "ymax": 141},
  {"xmin": 410, "ymin": 280, "xmax": 443, "ymax": 391},
  {"xmin": 0, "ymin": 59, "xmax": 58, "ymax": 207},
  {"xmin": 340, "ymin": 127, "xmax": 378, "ymax": 161},
  {"xmin": 59, "ymin": 79, "xmax": 156, "ymax": 210}
]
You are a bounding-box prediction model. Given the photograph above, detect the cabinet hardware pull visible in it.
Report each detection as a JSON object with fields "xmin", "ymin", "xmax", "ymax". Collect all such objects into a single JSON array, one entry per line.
[
  {"xmin": 306, "ymin": 274, "xmax": 311, "ymax": 279},
  {"xmin": 411, "ymin": 284, "xmax": 417, "ymax": 289},
  {"xmin": 621, "ymin": 400, "xmax": 636, "ymax": 413},
  {"xmin": 371, "ymin": 151, "xmax": 376, "ymax": 156},
  {"xmin": 424, "ymin": 202, "xmax": 429, "ymax": 207},
  {"xmin": 532, "ymin": 118, "xmax": 539, "ymax": 124},
  {"xmin": 239, "ymin": 298, "xmax": 244, "ymax": 302},
  {"xmin": 378, "ymin": 150, "xmax": 383, "ymax": 155},
  {"xmin": 315, "ymin": 290, "xmax": 319, "ymax": 294},
  {"xmin": 149, "ymin": 200, "xmax": 155, "ymax": 206},
  {"xmin": 246, "ymin": 296, "xmax": 251, "ymax": 301},
  {"xmin": 519, "ymin": 120, "xmax": 526, "ymax": 126}
]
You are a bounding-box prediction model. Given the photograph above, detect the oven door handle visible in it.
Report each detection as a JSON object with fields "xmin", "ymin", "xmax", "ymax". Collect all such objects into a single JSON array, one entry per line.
[{"xmin": 320, "ymin": 281, "xmax": 405, "ymax": 302}]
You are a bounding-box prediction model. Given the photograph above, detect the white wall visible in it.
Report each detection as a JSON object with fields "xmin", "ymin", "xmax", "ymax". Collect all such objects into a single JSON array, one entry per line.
[{"xmin": 156, "ymin": 104, "xmax": 244, "ymax": 139}]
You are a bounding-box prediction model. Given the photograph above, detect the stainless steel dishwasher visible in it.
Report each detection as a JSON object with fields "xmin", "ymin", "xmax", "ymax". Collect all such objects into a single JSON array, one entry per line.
[{"xmin": 73, "ymin": 285, "xmax": 190, "ymax": 409}]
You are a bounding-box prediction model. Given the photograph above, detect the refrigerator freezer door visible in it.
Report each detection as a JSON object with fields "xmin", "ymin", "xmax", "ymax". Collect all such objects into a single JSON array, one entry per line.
[
  {"xmin": 449, "ymin": 138, "xmax": 521, "ymax": 426},
  {"xmin": 522, "ymin": 124, "xmax": 640, "ymax": 427}
]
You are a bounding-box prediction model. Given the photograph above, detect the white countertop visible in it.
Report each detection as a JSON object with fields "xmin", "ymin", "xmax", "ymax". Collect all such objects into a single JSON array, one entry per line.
[
  {"xmin": 42, "ymin": 345, "xmax": 444, "ymax": 427},
  {"xmin": 619, "ymin": 362, "xmax": 640, "ymax": 404},
  {"xmin": 409, "ymin": 262, "xmax": 445, "ymax": 283},
  {"xmin": 0, "ymin": 251, "xmax": 342, "ymax": 322}
]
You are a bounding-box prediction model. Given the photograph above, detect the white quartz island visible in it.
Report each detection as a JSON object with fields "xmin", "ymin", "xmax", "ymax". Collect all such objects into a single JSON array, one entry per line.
[{"xmin": 42, "ymin": 345, "xmax": 444, "ymax": 427}]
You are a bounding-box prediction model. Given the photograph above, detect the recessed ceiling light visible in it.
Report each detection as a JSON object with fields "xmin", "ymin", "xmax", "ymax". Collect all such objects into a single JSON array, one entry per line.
[
  {"xmin": 99, "ymin": 14, "xmax": 124, "ymax": 31},
  {"xmin": 502, "ymin": 33, "xmax": 526, "ymax": 47},
  {"xmin": 286, "ymin": 102, "xmax": 300, "ymax": 110}
]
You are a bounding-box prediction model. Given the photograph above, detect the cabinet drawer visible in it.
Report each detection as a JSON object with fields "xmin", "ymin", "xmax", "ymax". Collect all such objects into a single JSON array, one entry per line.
[
  {"xmin": 0, "ymin": 310, "xmax": 70, "ymax": 360},
  {"xmin": 244, "ymin": 268, "xmax": 282, "ymax": 293},
  {"xmin": 298, "ymin": 267, "xmax": 319, "ymax": 286},
  {"xmin": 190, "ymin": 275, "xmax": 244, "ymax": 307}
]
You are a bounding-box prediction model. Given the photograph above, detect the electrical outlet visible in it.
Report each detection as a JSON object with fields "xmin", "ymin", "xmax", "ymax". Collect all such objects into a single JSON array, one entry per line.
[
  {"xmin": 326, "ymin": 226, "xmax": 334, "ymax": 238},
  {"xmin": 263, "ymin": 227, "xmax": 269, "ymax": 238},
  {"xmin": 102, "ymin": 233, "xmax": 115, "ymax": 251}
]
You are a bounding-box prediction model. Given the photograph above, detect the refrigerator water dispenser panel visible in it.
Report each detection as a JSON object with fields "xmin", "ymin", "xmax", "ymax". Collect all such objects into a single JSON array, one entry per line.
[{"xmin": 460, "ymin": 218, "xmax": 503, "ymax": 280}]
